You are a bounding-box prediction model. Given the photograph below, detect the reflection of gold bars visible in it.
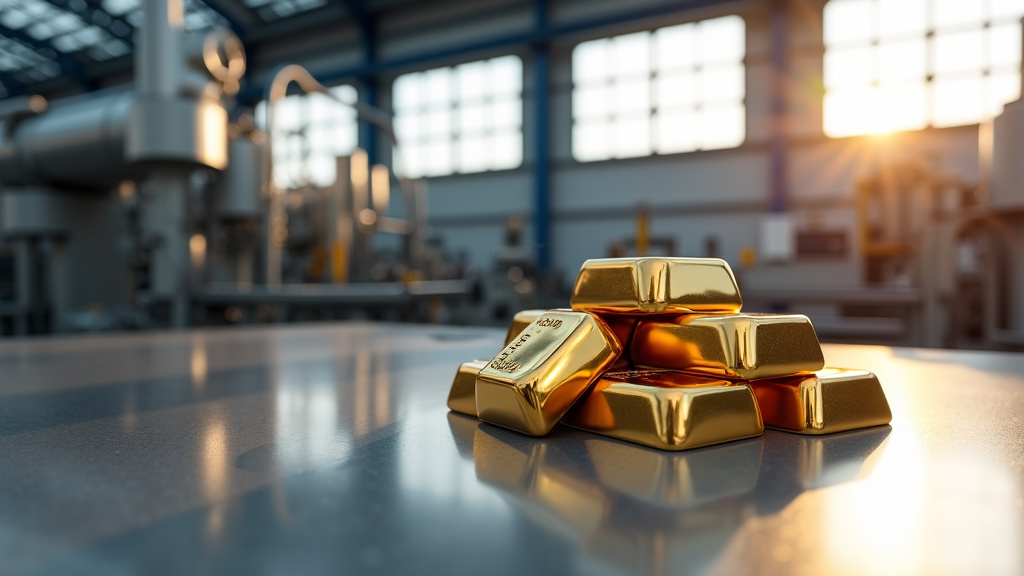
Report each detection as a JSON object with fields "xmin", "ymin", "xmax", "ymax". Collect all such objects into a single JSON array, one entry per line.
[
  {"xmin": 748, "ymin": 368, "xmax": 892, "ymax": 434},
  {"xmin": 632, "ymin": 313, "xmax": 824, "ymax": 379},
  {"xmin": 563, "ymin": 370, "xmax": 764, "ymax": 450},
  {"xmin": 584, "ymin": 435, "xmax": 763, "ymax": 507},
  {"xmin": 477, "ymin": 310, "xmax": 622, "ymax": 436},
  {"xmin": 570, "ymin": 257, "xmax": 742, "ymax": 314},
  {"xmin": 446, "ymin": 359, "xmax": 488, "ymax": 417},
  {"xmin": 473, "ymin": 428, "xmax": 608, "ymax": 538}
]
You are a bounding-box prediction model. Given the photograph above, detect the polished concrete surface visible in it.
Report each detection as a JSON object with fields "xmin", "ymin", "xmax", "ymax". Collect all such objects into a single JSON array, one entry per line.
[{"xmin": 1, "ymin": 322, "xmax": 1023, "ymax": 576}]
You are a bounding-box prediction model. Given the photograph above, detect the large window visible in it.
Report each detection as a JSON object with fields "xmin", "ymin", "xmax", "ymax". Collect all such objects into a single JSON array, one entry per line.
[
  {"xmin": 571, "ymin": 15, "xmax": 746, "ymax": 162},
  {"xmin": 824, "ymin": 0, "xmax": 1024, "ymax": 137},
  {"xmin": 393, "ymin": 55, "xmax": 523, "ymax": 178},
  {"xmin": 257, "ymin": 85, "xmax": 359, "ymax": 190}
]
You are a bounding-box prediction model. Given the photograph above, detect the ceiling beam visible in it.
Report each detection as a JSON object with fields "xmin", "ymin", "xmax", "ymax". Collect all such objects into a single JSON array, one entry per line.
[{"xmin": 0, "ymin": 23, "xmax": 90, "ymax": 89}]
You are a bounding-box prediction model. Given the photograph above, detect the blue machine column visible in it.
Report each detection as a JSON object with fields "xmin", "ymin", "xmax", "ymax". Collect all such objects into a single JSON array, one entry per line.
[
  {"xmin": 533, "ymin": 0, "xmax": 551, "ymax": 274},
  {"xmin": 770, "ymin": 0, "xmax": 790, "ymax": 214}
]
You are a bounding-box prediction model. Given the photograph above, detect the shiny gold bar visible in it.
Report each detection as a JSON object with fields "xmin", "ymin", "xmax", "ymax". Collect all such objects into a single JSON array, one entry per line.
[
  {"xmin": 631, "ymin": 313, "xmax": 825, "ymax": 379},
  {"xmin": 476, "ymin": 310, "xmax": 622, "ymax": 436},
  {"xmin": 748, "ymin": 368, "xmax": 892, "ymax": 434},
  {"xmin": 506, "ymin": 308, "xmax": 637, "ymax": 370},
  {"xmin": 562, "ymin": 369, "xmax": 764, "ymax": 450},
  {"xmin": 570, "ymin": 257, "xmax": 742, "ymax": 315},
  {"xmin": 504, "ymin": 309, "xmax": 547, "ymax": 345},
  {"xmin": 446, "ymin": 359, "xmax": 488, "ymax": 416}
]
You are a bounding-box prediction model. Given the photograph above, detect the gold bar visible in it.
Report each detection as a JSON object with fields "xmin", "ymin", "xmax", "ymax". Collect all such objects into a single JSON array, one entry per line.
[
  {"xmin": 476, "ymin": 310, "xmax": 622, "ymax": 436},
  {"xmin": 506, "ymin": 309, "xmax": 637, "ymax": 370},
  {"xmin": 562, "ymin": 369, "xmax": 764, "ymax": 450},
  {"xmin": 504, "ymin": 309, "xmax": 547, "ymax": 345},
  {"xmin": 631, "ymin": 313, "xmax": 825, "ymax": 379},
  {"xmin": 446, "ymin": 359, "xmax": 488, "ymax": 416},
  {"xmin": 748, "ymin": 368, "xmax": 892, "ymax": 434},
  {"xmin": 570, "ymin": 257, "xmax": 742, "ymax": 315}
]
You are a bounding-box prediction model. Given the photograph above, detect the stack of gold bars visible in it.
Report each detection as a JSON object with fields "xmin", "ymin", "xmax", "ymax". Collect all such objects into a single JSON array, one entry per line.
[{"xmin": 447, "ymin": 257, "xmax": 892, "ymax": 450}]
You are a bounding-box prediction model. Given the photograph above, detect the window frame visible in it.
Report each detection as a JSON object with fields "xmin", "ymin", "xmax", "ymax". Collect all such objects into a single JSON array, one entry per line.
[
  {"xmin": 822, "ymin": 0, "xmax": 1024, "ymax": 138},
  {"xmin": 391, "ymin": 54, "xmax": 525, "ymax": 179},
  {"xmin": 570, "ymin": 14, "xmax": 748, "ymax": 163},
  {"xmin": 257, "ymin": 83, "xmax": 360, "ymax": 190}
]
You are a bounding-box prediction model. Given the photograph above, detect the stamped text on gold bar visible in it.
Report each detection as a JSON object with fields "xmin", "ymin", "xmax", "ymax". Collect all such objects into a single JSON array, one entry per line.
[
  {"xmin": 504, "ymin": 310, "xmax": 548, "ymax": 345},
  {"xmin": 476, "ymin": 310, "xmax": 622, "ymax": 436}
]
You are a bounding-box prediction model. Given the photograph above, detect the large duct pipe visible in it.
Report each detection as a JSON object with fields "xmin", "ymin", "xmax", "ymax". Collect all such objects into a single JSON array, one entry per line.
[
  {"xmin": 0, "ymin": 20, "xmax": 242, "ymax": 192},
  {"xmin": 0, "ymin": 89, "xmax": 136, "ymax": 190}
]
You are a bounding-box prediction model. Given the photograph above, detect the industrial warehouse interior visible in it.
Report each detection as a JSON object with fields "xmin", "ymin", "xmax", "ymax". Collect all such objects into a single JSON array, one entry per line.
[{"xmin": 2, "ymin": 0, "xmax": 1024, "ymax": 574}]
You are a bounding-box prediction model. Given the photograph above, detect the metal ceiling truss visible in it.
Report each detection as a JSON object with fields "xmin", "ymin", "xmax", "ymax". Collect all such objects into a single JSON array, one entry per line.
[
  {"xmin": 0, "ymin": 21, "xmax": 90, "ymax": 92},
  {"xmin": 38, "ymin": 0, "xmax": 135, "ymax": 48},
  {"xmin": 196, "ymin": 0, "xmax": 258, "ymax": 36}
]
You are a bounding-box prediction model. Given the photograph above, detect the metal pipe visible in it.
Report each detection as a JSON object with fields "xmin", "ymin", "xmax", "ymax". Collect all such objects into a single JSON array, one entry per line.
[
  {"xmin": 0, "ymin": 89, "xmax": 135, "ymax": 190},
  {"xmin": 137, "ymin": 0, "xmax": 183, "ymax": 98},
  {"xmin": 259, "ymin": 63, "xmax": 409, "ymax": 286}
]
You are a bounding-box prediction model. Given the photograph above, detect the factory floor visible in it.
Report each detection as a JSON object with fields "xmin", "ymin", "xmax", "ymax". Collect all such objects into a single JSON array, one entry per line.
[{"xmin": 1, "ymin": 322, "xmax": 1022, "ymax": 575}]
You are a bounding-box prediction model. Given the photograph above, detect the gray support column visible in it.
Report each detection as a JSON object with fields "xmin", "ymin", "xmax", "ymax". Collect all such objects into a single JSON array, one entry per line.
[
  {"xmin": 137, "ymin": 0, "xmax": 182, "ymax": 98},
  {"xmin": 143, "ymin": 171, "xmax": 190, "ymax": 328},
  {"xmin": 13, "ymin": 239, "xmax": 30, "ymax": 336}
]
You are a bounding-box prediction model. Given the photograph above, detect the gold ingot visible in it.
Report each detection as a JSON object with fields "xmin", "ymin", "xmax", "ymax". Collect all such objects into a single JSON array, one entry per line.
[
  {"xmin": 748, "ymin": 368, "xmax": 892, "ymax": 434},
  {"xmin": 570, "ymin": 257, "xmax": 742, "ymax": 315},
  {"xmin": 504, "ymin": 309, "xmax": 547, "ymax": 345},
  {"xmin": 446, "ymin": 359, "xmax": 488, "ymax": 416},
  {"xmin": 631, "ymin": 313, "xmax": 825, "ymax": 379},
  {"xmin": 506, "ymin": 308, "xmax": 637, "ymax": 369},
  {"xmin": 562, "ymin": 369, "xmax": 764, "ymax": 450},
  {"xmin": 476, "ymin": 310, "xmax": 622, "ymax": 436}
]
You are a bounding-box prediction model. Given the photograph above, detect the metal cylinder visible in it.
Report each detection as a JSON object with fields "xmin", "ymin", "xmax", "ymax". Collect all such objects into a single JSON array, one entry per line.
[
  {"xmin": 0, "ymin": 89, "xmax": 135, "ymax": 190},
  {"xmin": 213, "ymin": 134, "xmax": 263, "ymax": 219},
  {"xmin": 137, "ymin": 0, "xmax": 182, "ymax": 98}
]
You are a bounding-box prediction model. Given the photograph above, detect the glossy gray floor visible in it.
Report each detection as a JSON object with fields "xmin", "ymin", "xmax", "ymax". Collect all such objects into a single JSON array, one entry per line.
[{"xmin": 1, "ymin": 322, "xmax": 1023, "ymax": 576}]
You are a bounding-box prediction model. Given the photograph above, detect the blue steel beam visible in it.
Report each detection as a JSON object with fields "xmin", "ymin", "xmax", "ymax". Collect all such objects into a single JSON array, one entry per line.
[
  {"xmin": 340, "ymin": 0, "xmax": 379, "ymax": 164},
  {"xmin": 532, "ymin": 0, "xmax": 551, "ymax": 273}
]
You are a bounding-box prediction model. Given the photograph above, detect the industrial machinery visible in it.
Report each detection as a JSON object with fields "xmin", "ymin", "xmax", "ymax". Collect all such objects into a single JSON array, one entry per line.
[{"xmin": 0, "ymin": 0, "xmax": 466, "ymax": 334}]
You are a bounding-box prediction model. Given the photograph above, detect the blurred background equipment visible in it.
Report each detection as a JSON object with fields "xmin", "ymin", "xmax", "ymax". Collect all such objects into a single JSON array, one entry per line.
[{"xmin": 2, "ymin": 0, "xmax": 1024, "ymax": 349}]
